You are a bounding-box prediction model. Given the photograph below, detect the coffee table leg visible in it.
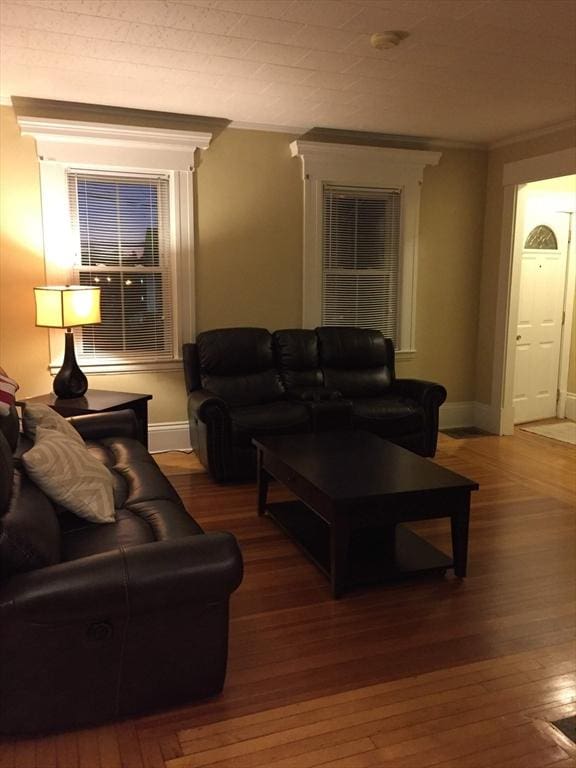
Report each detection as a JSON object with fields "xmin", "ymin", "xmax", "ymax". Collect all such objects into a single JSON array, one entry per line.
[
  {"xmin": 451, "ymin": 499, "xmax": 470, "ymax": 577},
  {"xmin": 330, "ymin": 516, "xmax": 349, "ymax": 599},
  {"xmin": 256, "ymin": 448, "xmax": 270, "ymax": 516}
]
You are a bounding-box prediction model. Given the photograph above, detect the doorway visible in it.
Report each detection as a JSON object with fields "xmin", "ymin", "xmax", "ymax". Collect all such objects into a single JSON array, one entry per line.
[{"xmin": 509, "ymin": 175, "xmax": 575, "ymax": 427}]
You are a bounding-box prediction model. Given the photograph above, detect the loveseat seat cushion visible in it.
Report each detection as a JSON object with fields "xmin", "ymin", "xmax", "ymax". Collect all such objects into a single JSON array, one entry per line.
[
  {"xmin": 198, "ymin": 328, "xmax": 284, "ymax": 406},
  {"xmin": 230, "ymin": 401, "xmax": 310, "ymax": 447},
  {"xmin": 317, "ymin": 327, "xmax": 395, "ymax": 398},
  {"xmin": 61, "ymin": 509, "xmax": 156, "ymax": 560},
  {"xmin": 351, "ymin": 397, "xmax": 424, "ymax": 437}
]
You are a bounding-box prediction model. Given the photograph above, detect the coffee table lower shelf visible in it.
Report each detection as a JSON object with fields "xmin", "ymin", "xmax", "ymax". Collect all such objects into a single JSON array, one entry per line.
[{"xmin": 265, "ymin": 500, "xmax": 453, "ymax": 588}]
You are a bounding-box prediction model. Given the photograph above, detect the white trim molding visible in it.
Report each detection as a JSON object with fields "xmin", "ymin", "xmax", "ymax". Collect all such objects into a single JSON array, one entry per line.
[
  {"xmin": 565, "ymin": 393, "xmax": 576, "ymax": 421},
  {"xmin": 18, "ymin": 117, "xmax": 212, "ymax": 171},
  {"xmin": 492, "ymin": 146, "xmax": 576, "ymax": 435},
  {"xmin": 439, "ymin": 401, "xmax": 500, "ymax": 432},
  {"xmin": 19, "ymin": 115, "xmax": 212, "ymax": 373},
  {"xmin": 148, "ymin": 421, "xmax": 192, "ymax": 453},
  {"xmin": 490, "ymin": 119, "xmax": 576, "ymax": 150},
  {"xmin": 290, "ymin": 140, "xmax": 441, "ymax": 353}
]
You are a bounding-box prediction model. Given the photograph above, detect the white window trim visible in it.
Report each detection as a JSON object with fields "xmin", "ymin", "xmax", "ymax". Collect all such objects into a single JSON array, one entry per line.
[
  {"xmin": 290, "ymin": 140, "xmax": 441, "ymax": 354},
  {"xmin": 18, "ymin": 117, "xmax": 212, "ymax": 373}
]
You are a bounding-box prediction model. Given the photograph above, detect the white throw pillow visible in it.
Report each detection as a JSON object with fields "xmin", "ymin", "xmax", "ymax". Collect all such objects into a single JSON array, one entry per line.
[
  {"xmin": 23, "ymin": 427, "xmax": 116, "ymax": 524},
  {"xmin": 23, "ymin": 403, "xmax": 84, "ymax": 445}
]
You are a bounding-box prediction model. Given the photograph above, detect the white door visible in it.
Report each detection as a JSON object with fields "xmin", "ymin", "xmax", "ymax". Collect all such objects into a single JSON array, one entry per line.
[{"xmin": 513, "ymin": 213, "xmax": 570, "ymax": 424}]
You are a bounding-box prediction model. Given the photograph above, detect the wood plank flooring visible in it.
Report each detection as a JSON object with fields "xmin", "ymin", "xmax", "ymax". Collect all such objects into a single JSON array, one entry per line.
[{"xmin": 1, "ymin": 428, "xmax": 575, "ymax": 767}]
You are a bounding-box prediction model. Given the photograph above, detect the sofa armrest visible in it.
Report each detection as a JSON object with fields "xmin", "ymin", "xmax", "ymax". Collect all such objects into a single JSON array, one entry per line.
[
  {"xmin": 391, "ymin": 379, "xmax": 447, "ymax": 408},
  {"xmin": 0, "ymin": 532, "xmax": 243, "ymax": 625},
  {"xmin": 391, "ymin": 378, "xmax": 447, "ymax": 456},
  {"xmin": 68, "ymin": 409, "xmax": 139, "ymax": 442},
  {"xmin": 188, "ymin": 389, "xmax": 230, "ymax": 424}
]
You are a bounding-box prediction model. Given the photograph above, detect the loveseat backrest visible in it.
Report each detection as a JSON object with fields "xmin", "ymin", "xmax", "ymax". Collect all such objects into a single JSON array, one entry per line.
[
  {"xmin": 273, "ymin": 329, "xmax": 323, "ymax": 391},
  {"xmin": 316, "ymin": 327, "xmax": 395, "ymax": 398},
  {"xmin": 196, "ymin": 328, "xmax": 284, "ymax": 406}
]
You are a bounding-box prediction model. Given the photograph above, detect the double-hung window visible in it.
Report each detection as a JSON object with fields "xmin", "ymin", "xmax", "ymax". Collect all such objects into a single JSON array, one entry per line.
[
  {"xmin": 322, "ymin": 185, "xmax": 401, "ymax": 343},
  {"xmin": 68, "ymin": 171, "xmax": 174, "ymax": 364},
  {"xmin": 291, "ymin": 141, "xmax": 441, "ymax": 354},
  {"xmin": 18, "ymin": 116, "xmax": 212, "ymax": 373}
]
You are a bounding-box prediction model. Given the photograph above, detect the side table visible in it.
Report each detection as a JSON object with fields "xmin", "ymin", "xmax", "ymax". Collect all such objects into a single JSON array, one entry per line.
[{"xmin": 18, "ymin": 390, "xmax": 152, "ymax": 447}]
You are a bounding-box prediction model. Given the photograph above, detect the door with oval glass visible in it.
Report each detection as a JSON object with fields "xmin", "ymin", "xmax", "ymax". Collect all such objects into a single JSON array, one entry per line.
[{"xmin": 513, "ymin": 212, "xmax": 570, "ymax": 424}]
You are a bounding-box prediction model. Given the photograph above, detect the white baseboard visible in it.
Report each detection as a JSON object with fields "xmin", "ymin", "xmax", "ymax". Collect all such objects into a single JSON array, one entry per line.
[
  {"xmin": 565, "ymin": 392, "xmax": 576, "ymax": 421},
  {"xmin": 439, "ymin": 401, "xmax": 500, "ymax": 433},
  {"xmin": 150, "ymin": 404, "xmax": 506, "ymax": 451},
  {"xmin": 148, "ymin": 421, "xmax": 191, "ymax": 453},
  {"xmin": 439, "ymin": 402, "xmax": 476, "ymax": 429}
]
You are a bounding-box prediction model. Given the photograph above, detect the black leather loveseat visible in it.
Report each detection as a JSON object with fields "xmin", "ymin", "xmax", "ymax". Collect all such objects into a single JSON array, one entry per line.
[
  {"xmin": 184, "ymin": 326, "xmax": 446, "ymax": 482},
  {"xmin": 0, "ymin": 405, "xmax": 243, "ymax": 735}
]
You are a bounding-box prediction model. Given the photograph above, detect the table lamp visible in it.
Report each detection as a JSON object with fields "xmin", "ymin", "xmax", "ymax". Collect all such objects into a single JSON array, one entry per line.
[{"xmin": 34, "ymin": 285, "xmax": 101, "ymax": 399}]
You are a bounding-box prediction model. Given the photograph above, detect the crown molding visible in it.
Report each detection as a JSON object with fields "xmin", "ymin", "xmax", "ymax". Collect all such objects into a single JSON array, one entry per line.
[
  {"xmin": 290, "ymin": 139, "xmax": 442, "ymax": 169},
  {"xmin": 229, "ymin": 120, "xmax": 309, "ymax": 135},
  {"xmin": 490, "ymin": 119, "xmax": 576, "ymax": 150},
  {"xmin": 17, "ymin": 116, "xmax": 212, "ymax": 170}
]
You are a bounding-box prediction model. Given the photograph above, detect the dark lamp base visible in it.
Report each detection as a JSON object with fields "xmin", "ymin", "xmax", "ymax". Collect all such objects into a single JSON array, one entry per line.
[{"xmin": 53, "ymin": 331, "xmax": 88, "ymax": 399}]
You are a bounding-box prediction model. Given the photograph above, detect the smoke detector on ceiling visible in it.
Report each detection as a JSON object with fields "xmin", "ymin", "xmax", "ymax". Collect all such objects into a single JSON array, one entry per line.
[{"xmin": 370, "ymin": 31, "xmax": 404, "ymax": 50}]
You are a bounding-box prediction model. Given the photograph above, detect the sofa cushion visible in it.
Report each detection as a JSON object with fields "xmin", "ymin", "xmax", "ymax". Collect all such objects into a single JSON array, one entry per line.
[
  {"xmin": 273, "ymin": 329, "xmax": 323, "ymax": 390},
  {"xmin": 351, "ymin": 397, "xmax": 424, "ymax": 437},
  {"xmin": 60, "ymin": 508, "xmax": 155, "ymax": 561},
  {"xmin": 0, "ymin": 431, "xmax": 61, "ymax": 577},
  {"xmin": 197, "ymin": 328, "xmax": 284, "ymax": 406},
  {"xmin": 22, "ymin": 427, "xmax": 115, "ymax": 524},
  {"xmin": 230, "ymin": 401, "xmax": 310, "ymax": 447},
  {"xmin": 23, "ymin": 403, "xmax": 85, "ymax": 446},
  {"xmin": 202, "ymin": 370, "xmax": 283, "ymax": 408},
  {"xmin": 316, "ymin": 327, "xmax": 395, "ymax": 398}
]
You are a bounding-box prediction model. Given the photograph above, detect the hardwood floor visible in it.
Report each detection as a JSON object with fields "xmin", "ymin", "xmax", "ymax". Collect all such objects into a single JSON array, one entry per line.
[{"xmin": 1, "ymin": 428, "xmax": 575, "ymax": 767}]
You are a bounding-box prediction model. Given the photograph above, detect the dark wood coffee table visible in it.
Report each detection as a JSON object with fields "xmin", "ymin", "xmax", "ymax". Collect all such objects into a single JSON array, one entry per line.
[{"xmin": 253, "ymin": 431, "xmax": 479, "ymax": 598}]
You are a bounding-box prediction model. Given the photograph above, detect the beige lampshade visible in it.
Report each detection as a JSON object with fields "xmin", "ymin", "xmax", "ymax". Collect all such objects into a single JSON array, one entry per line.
[{"xmin": 34, "ymin": 285, "xmax": 101, "ymax": 328}]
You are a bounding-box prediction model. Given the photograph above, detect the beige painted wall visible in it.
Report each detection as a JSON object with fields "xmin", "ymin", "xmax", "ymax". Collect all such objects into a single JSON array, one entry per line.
[
  {"xmin": 475, "ymin": 126, "xmax": 576, "ymax": 405},
  {"xmin": 195, "ymin": 128, "xmax": 303, "ymax": 330},
  {"xmin": 0, "ymin": 103, "xmax": 488, "ymax": 424},
  {"xmin": 408, "ymin": 149, "xmax": 487, "ymax": 401}
]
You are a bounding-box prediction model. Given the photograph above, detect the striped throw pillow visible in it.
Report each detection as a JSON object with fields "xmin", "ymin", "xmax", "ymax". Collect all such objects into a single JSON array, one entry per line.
[{"xmin": 23, "ymin": 427, "xmax": 115, "ymax": 524}]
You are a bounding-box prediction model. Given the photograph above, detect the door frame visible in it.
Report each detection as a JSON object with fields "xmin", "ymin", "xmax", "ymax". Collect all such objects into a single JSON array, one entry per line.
[{"xmin": 492, "ymin": 147, "xmax": 576, "ymax": 434}]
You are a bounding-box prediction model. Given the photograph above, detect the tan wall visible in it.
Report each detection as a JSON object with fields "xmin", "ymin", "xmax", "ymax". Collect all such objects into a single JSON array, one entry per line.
[
  {"xmin": 1, "ymin": 102, "xmax": 488, "ymax": 425},
  {"xmin": 404, "ymin": 149, "xmax": 487, "ymax": 401},
  {"xmin": 195, "ymin": 128, "xmax": 302, "ymax": 330},
  {"xmin": 476, "ymin": 126, "xmax": 576, "ymax": 404}
]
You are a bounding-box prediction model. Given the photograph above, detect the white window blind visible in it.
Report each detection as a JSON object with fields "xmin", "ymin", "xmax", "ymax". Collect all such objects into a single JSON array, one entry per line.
[
  {"xmin": 67, "ymin": 171, "xmax": 174, "ymax": 364},
  {"xmin": 322, "ymin": 185, "xmax": 401, "ymax": 343}
]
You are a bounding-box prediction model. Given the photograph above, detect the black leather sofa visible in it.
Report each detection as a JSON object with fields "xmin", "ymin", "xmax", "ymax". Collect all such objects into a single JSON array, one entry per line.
[
  {"xmin": 0, "ymin": 405, "xmax": 243, "ymax": 735},
  {"xmin": 184, "ymin": 326, "xmax": 447, "ymax": 482}
]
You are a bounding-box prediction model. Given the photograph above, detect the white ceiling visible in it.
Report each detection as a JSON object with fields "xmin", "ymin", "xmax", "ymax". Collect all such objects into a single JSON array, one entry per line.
[{"xmin": 1, "ymin": 0, "xmax": 575, "ymax": 145}]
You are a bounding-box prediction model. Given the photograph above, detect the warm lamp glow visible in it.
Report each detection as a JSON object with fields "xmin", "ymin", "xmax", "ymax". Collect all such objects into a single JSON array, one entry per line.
[
  {"xmin": 34, "ymin": 285, "xmax": 101, "ymax": 329},
  {"xmin": 33, "ymin": 285, "xmax": 102, "ymax": 399}
]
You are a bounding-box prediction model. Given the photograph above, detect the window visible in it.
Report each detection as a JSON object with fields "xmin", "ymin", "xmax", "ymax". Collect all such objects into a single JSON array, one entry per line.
[
  {"xmin": 323, "ymin": 185, "xmax": 401, "ymax": 343},
  {"xmin": 68, "ymin": 172, "xmax": 173, "ymax": 364},
  {"xmin": 524, "ymin": 224, "xmax": 558, "ymax": 250},
  {"xmin": 18, "ymin": 116, "xmax": 212, "ymax": 372},
  {"xmin": 291, "ymin": 141, "xmax": 441, "ymax": 353}
]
